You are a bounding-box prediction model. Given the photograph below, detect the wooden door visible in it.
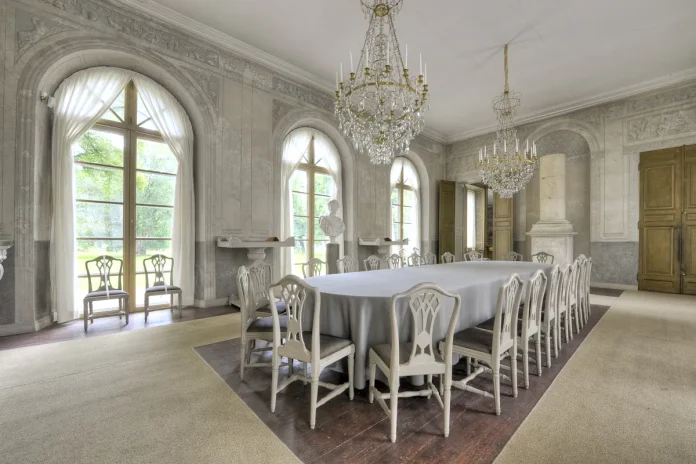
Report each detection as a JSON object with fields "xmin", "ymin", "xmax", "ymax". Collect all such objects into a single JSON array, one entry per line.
[
  {"xmin": 683, "ymin": 145, "xmax": 696, "ymax": 294},
  {"xmin": 439, "ymin": 181, "xmax": 456, "ymax": 258},
  {"xmin": 492, "ymin": 193, "xmax": 513, "ymax": 261},
  {"xmin": 638, "ymin": 147, "xmax": 682, "ymax": 293}
]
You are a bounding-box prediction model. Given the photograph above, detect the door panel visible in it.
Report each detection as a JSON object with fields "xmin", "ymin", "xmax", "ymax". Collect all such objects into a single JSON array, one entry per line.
[
  {"xmin": 493, "ymin": 193, "xmax": 513, "ymax": 261},
  {"xmin": 439, "ymin": 181, "xmax": 456, "ymax": 258},
  {"xmin": 683, "ymin": 145, "xmax": 696, "ymax": 294},
  {"xmin": 639, "ymin": 147, "xmax": 682, "ymax": 293}
]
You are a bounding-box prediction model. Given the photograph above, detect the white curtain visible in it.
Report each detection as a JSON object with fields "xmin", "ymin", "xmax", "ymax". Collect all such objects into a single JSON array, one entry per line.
[
  {"xmin": 389, "ymin": 157, "xmax": 421, "ymax": 256},
  {"xmin": 133, "ymin": 74, "xmax": 195, "ymax": 306},
  {"xmin": 51, "ymin": 67, "xmax": 195, "ymax": 322},
  {"xmin": 279, "ymin": 128, "xmax": 343, "ymax": 276},
  {"xmin": 51, "ymin": 67, "xmax": 133, "ymax": 322}
]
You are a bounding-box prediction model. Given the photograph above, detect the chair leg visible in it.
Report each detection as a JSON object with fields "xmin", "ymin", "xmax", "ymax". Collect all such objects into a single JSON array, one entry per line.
[
  {"xmin": 144, "ymin": 295, "xmax": 149, "ymax": 323},
  {"xmin": 170, "ymin": 293, "xmax": 174, "ymax": 313},
  {"xmin": 536, "ymin": 334, "xmax": 543, "ymax": 376},
  {"xmin": 178, "ymin": 292, "xmax": 183, "ymax": 318},
  {"xmin": 270, "ymin": 354, "xmax": 279, "ymax": 413},
  {"xmin": 493, "ymin": 368, "xmax": 501, "ymax": 416},
  {"xmin": 89, "ymin": 302, "xmax": 94, "ymax": 324},
  {"xmin": 545, "ymin": 333, "xmax": 552, "ymax": 368},
  {"xmin": 125, "ymin": 295, "xmax": 129, "ymax": 325},
  {"xmin": 390, "ymin": 385, "xmax": 398, "ymax": 443},
  {"xmin": 240, "ymin": 333, "xmax": 247, "ymax": 382},
  {"xmin": 303, "ymin": 362, "xmax": 308, "ymax": 385},
  {"xmin": 368, "ymin": 360, "xmax": 376, "ymax": 404},
  {"xmin": 83, "ymin": 300, "xmax": 89, "ymax": 332},
  {"xmin": 348, "ymin": 352, "xmax": 355, "ymax": 401},
  {"xmin": 553, "ymin": 321, "xmax": 559, "ymax": 357},
  {"xmin": 310, "ymin": 377, "xmax": 319, "ymax": 429},
  {"xmin": 466, "ymin": 356, "xmax": 471, "ymax": 376},
  {"xmin": 574, "ymin": 304, "xmax": 581, "ymax": 333},
  {"xmin": 118, "ymin": 299, "xmax": 122, "ymax": 320},
  {"xmin": 522, "ymin": 340, "xmax": 530, "ymax": 388},
  {"xmin": 443, "ymin": 373, "xmax": 451, "ymax": 438},
  {"xmin": 510, "ymin": 346, "xmax": 518, "ymax": 398}
]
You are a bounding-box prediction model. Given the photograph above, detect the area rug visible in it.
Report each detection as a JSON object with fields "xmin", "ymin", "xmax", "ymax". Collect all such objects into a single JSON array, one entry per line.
[
  {"xmin": 0, "ymin": 314, "xmax": 301, "ymax": 464},
  {"xmin": 495, "ymin": 291, "xmax": 696, "ymax": 463}
]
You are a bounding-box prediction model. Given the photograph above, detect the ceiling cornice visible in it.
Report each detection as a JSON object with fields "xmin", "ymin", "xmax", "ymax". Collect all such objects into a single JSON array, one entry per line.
[
  {"xmin": 118, "ymin": 0, "xmax": 335, "ymax": 93},
  {"xmin": 421, "ymin": 127, "xmax": 447, "ymax": 145},
  {"xmin": 446, "ymin": 67, "xmax": 696, "ymax": 143}
]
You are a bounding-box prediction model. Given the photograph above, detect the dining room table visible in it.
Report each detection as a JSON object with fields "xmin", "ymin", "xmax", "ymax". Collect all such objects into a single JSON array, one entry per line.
[{"xmin": 303, "ymin": 260, "xmax": 553, "ymax": 389}]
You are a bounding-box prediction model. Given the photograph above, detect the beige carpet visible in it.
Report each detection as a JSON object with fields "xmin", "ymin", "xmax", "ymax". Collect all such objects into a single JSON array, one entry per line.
[
  {"xmin": 0, "ymin": 314, "xmax": 301, "ymax": 464},
  {"xmin": 495, "ymin": 291, "xmax": 696, "ymax": 464}
]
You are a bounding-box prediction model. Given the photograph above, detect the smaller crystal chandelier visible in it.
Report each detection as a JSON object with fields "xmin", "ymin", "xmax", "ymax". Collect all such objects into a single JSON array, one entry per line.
[
  {"xmin": 335, "ymin": 0, "xmax": 429, "ymax": 165},
  {"xmin": 479, "ymin": 43, "xmax": 537, "ymax": 198}
]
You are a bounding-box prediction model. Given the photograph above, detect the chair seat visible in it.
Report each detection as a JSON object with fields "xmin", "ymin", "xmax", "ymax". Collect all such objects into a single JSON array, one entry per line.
[
  {"xmin": 477, "ymin": 317, "xmax": 525, "ymax": 336},
  {"xmin": 145, "ymin": 285, "xmax": 181, "ymax": 293},
  {"xmin": 452, "ymin": 328, "xmax": 494, "ymax": 354},
  {"xmin": 248, "ymin": 316, "xmax": 288, "ymax": 333},
  {"xmin": 371, "ymin": 343, "xmax": 443, "ymax": 366},
  {"xmin": 85, "ymin": 289, "xmax": 128, "ymax": 299},
  {"xmin": 302, "ymin": 332, "xmax": 352, "ymax": 358}
]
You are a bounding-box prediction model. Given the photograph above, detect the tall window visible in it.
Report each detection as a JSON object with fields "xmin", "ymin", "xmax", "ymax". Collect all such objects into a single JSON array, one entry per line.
[
  {"xmin": 72, "ymin": 81, "xmax": 178, "ymax": 311},
  {"xmin": 289, "ymin": 136, "xmax": 336, "ymax": 275},
  {"xmin": 391, "ymin": 158, "xmax": 420, "ymax": 256},
  {"xmin": 466, "ymin": 188, "xmax": 477, "ymax": 249}
]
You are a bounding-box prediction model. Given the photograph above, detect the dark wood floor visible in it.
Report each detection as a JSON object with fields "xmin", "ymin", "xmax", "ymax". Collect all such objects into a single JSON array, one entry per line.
[
  {"xmin": 0, "ymin": 305, "xmax": 238, "ymax": 351},
  {"xmin": 196, "ymin": 304, "xmax": 611, "ymax": 464},
  {"xmin": 589, "ymin": 286, "xmax": 625, "ymax": 297}
]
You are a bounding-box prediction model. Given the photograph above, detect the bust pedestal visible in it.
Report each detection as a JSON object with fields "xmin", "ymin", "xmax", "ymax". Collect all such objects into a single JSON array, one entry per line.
[{"xmin": 326, "ymin": 243, "xmax": 340, "ymax": 275}]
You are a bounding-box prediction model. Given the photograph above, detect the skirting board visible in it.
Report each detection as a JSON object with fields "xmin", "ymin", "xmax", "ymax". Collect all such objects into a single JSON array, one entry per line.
[
  {"xmin": 592, "ymin": 282, "xmax": 638, "ymax": 290},
  {"xmin": 193, "ymin": 297, "xmax": 229, "ymax": 308}
]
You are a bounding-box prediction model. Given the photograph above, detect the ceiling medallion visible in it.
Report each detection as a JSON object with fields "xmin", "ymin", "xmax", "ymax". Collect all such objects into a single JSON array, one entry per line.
[
  {"xmin": 479, "ymin": 43, "xmax": 538, "ymax": 198},
  {"xmin": 335, "ymin": 0, "xmax": 430, "ymax": 165}
]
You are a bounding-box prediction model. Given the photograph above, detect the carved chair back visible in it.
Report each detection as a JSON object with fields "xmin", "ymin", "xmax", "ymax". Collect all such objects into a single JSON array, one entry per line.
[
  {"xmin": 142, "ymin": 254, "xmax": 174, "ymax": 289},
  {"xmin": 531, "ymin": 251, "xmax": 554, "ymax": 264},
  {"xmin": 364, "ymin": 255, "xmax": 383, "ymax": 271},
  {"xmin": 337, "ymin": 255, "xmax": 359, "ymax": 273},
  {"xmin": 492, "ymin": 274, "xmax": 524, "ymax": 357},
  {"xmin": 301, "ymin": 258, "xmax": 326, "ymax": 278},
  {"xmin": 387, "ymin": 254, "xmax": 403, "ymax": 269},
  {"xmin": 407, "ymin": 252, "xmax": 425, "ymax": 267},
  {"xmin": 268, "ymin": 275, "xmax": 321, "ymax": 364},
  {"xmin": 543, "ymin": 265, "xmax": 561, "ymax": 329},
  {"xmin": 388, "ymin": 283, "xmax": 461, "ymax": 375},
  {"xmin": 442, "ymin": 252, "xmax": 455, "ymax": 263},
  {"xmin": 236, "ymin": 266, "xmax": 256, "ymax": 329},
  {"xmin": 248, "ymin": 259, "xmax": 273, "ymax": 311},
  {"xmin": 520, "ymin": 270, "xmax": 548, "ymax": 339},
  {"xmin": 423, "ymin": 252, "xmax": 437, "ymax": 265},
  {"xmin": 504, "ymin": 251, "xmax": 524, "ymax": 261},
  {"xmin": 568, "ymin": 260, "xmax": 580, "ymax": 306},
  {"xmin": 463, "ymin": 250, "xmax": 483, "ymax": 261},
  {"xmin": 557, "ymin": 265, "xmax": 571, "ymax": 317},
  {"xmin": 584, "ymin": 257, "xmax": 592, "ymax": 297},
  {"xmin": 85, "ymin": 255, "xmax": 124, "ymax": 294}
]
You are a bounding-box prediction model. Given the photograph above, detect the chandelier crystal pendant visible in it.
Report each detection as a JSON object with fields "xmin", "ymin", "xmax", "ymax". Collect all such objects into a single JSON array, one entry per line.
[
  {"xmin": 479, "ymin": 43, "xmax": 538, "ymax": 198},
  {"xmin": 335, "ymin": 0, "xmax": 429, "ymax": 165}
]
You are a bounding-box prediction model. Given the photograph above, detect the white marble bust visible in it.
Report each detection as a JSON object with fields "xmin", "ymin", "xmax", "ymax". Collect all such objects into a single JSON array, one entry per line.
[{"xmin": 319, "ymin": 199, "xmax": 346, "ymax": 244}]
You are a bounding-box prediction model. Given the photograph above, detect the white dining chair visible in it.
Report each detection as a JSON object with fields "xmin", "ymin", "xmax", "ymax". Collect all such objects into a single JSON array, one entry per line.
[
  {"xmin": 503, "ymin": 251, "xmax": 524, "ymax": 261},
  {"xmin": 463, "ymin": 250, "xmax": 484, "ymax": 261},
  {"xmin": 364, "ymin": 255, "xmax": 383, "ymax": 271},
  {"xmin": 248, "ymin": 259, "xmax": 280, "ymax": 317},
  {"xmin": 387, "ymin": 253, "xmax": 403, "ymax": 269},
  {"xmin": 567, "ymin": 259, "xmax": 582, "ymax": 334},
  {"xmin": 540, "ymin": 265, "xmax": 562, "ymax": 367},
  {"xmin": 531, "ymin": 251, "xmax": 555, "ymax": 264},
  {"xmin": 369, "ymin": 282, "xmax": 461, "ymax": 442},
  {"xmin": 301, "ymin": 258, "xmax": 326, "ymax": 278},
  {"xmin": 556, "ymin": 264, "xmax": 572, "ymax": 347},
  {"xmin": 237, "ymin": 266, "xmax": 287, "ymax": 381},
  {"xmin": 267, "ymin": 275, "xmax": 355, "ymax": 429},
  {"xmin": 442, "ymin": 252, "xmax": 455, "ymax": 263},
  {"xmin": 443, "ymin": 274, "xmax": 523, "ymax": 415},
  {"xmin": 408, "ymin": 251, "xmax": 425, "ymax": 267},
  {"xmin": 337, "ymin": 255, "xmax": 359, "ymax": 273},
  {"xmin": 423, "ymin": 251, "xmax": 437, "ymax": 265},
  {"xmin": 582, "ymin": 257, "xmax": 593, "ymax": 320},
  {"xmin": 477, "ymin": 270, "xmax": 547, "ymax": 388}
]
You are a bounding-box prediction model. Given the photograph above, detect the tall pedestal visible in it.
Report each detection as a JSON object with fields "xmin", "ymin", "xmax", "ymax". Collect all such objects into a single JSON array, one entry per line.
[
  {"xmin": 527, "ymin": 153, "xmax": 576, "ymax": 266},
  {"xmin": 326, "ymin": 243, "xmax": 340, "ymax": 275}
]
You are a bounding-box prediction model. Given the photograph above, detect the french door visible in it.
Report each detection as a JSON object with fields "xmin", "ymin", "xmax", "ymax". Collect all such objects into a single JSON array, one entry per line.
[
  {"xmin": 73, "ymin": 81, "xmax": 178, "ymax": 312},
  {"xmin": 638, "ymin": 144, "xmax": 696, "ymax": 294}
]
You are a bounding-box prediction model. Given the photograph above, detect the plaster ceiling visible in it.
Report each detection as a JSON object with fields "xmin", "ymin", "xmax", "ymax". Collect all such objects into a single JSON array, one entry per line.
[{"xmin": 138, "ymin": 0, "xmax": 696, "ymax": 142}]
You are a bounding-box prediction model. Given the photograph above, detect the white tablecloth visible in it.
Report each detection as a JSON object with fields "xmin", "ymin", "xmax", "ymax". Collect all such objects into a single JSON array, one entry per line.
[{"xmin": 304, "ymin": 261, "xmax": 552, "ymax": 389}]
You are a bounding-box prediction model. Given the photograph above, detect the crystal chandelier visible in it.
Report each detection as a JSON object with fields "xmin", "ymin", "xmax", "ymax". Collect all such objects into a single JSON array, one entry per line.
[
  {"xmin": 335, "ymin": 0, "xmax": 429, "ymax": 165},
  {"xmin": 479, "ymin": 44, "xmax": 538, "ymax": 198}
]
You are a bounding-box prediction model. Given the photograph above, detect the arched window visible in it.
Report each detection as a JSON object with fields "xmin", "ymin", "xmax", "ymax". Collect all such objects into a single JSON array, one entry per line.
[
  {"xmin": 51, "ymin": 67, "xmax": 194, "ymax": 323},
  {"xmin": 280, "ymin": 128, "xmax": 342, "ymax": 275},
  {"xmin": 390, "ymin": 157, "xmax": 420, "ymax": 256}
]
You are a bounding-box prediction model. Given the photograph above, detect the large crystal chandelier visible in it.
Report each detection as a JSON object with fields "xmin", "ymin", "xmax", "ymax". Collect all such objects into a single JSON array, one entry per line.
[
  {"xmin": 479, "ymin": 44, "xmax": 537, "ymax": 198},
  {"xmin": 335, "ymin": 0, "xmax": 429, "ymax": 165}
]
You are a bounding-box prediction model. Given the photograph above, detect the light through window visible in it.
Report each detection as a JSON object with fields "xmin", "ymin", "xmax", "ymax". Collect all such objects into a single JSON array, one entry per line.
[
  {"xmin": 391, "ymin": 159, "xmax": 420, "ymax": 256},
  {"xmin": 73, "ymin": 82, "xmax": 178, "ymax": 312}
]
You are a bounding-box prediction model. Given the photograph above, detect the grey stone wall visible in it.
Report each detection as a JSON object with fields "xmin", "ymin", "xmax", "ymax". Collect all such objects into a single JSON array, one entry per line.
[
  {"xmin": 590, "ymin": 242, "xmax": 638, "ymax": 286},
  {"xmin": 0, "ymin": 248, "xmax": 15, "ymax": 325}
]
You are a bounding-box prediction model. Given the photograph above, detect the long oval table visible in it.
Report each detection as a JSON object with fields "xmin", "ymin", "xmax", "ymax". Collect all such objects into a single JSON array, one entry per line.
[{"xmin": 304, "ymin": 261, "xmax": 552, "ymax": 389}]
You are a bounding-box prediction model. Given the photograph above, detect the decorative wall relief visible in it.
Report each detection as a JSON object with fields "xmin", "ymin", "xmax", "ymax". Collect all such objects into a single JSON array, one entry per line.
[
  {"xmin": 184, "ymin": 68, "xmax": 220, "ymax": 113},
  {"xmin": 41, "ymin": 0, "xmax": 220, "ymax": 67},
  {"xmin": 273, "ymin": 77, "xmax": 334, "ymax": 113},
  {"xmin": 625, "ymin": 106, "xmax": 696, "ymax": 144},
  {"xmin": 15, "ymin": 11, "xmax": 74, "ymax": 61},
  {"xmin": 572, "ymin": 107, "xmax": 603, "ymax": 130},
  {"xmin": 272, "ymin": 99, "xmax": 296, "ymax": 130},
  {"xmin": 628, "ymin": 84, "xmax": 696, "ymax": 114}
]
